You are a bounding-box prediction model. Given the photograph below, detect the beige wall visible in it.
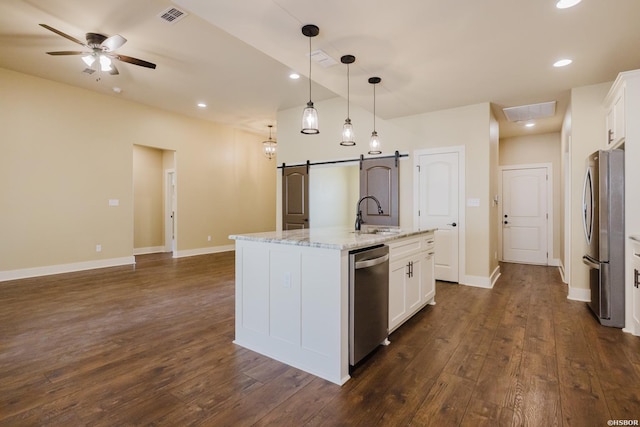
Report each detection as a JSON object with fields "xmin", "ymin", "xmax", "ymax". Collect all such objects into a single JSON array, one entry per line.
[
  {"xmin": 0, "ymin": 68, "xmax": 276, "ymax": 275},
  {"xmin": 564, "ymin": 81, "xmax": 612, "ymax": 297},
  {"xmin": 277, "ymin": 98, "xmax": 496, "ymax": 283},
  {"xmin": 499, "ymin": 132, "xmax": 562, "ymax": 262},
  {"xmin": 133, "ymin": 145, "xmax": 164, "ymax": 251}
]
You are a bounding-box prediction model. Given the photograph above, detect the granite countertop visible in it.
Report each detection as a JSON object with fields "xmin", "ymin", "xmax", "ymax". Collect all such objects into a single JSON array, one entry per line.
[{"xmin": 229, "ymin": 226, "xmax": 436, "ymax": 250}]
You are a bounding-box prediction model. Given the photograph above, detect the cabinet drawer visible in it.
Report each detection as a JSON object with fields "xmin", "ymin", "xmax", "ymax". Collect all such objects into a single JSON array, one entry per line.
[
  {"xmin": 389, "ymin": 237, "xmax": 421, "ymax": 260},
  {"xmin": 423, "ymin": 233, "xmax": 435, "ymax": 251}
]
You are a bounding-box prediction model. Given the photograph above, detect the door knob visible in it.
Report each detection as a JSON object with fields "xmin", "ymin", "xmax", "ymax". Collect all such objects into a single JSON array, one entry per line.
[{"xmin": 447, "ymin": 222, "xmax": 457, "ymax": 227}]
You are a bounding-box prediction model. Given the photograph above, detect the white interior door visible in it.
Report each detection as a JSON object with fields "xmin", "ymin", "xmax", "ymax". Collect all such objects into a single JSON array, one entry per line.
[
  {"xmin": 417, "ymin": 151, "xmax": 459, "ymax": 282},
  {"xmin": 502, "ymin": 167, "xmax": 548, "ymax": 265}
]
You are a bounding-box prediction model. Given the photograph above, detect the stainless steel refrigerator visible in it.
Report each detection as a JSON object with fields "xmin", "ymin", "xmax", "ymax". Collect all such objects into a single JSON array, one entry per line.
[{"xmin": 582, "ymin": 149, "xmax": 625, "ymax": 327}]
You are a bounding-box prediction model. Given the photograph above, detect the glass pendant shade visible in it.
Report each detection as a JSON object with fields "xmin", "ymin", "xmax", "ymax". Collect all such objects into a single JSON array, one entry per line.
[
  {"xmin": 340, "ymin": 54, "xmax": 356, "ymax": 146},
  {"xmin": 263, "ymin": 140, "xmax": 277, "ymax": 159},
  {"xmin": 341, "ymin": 118, "xmax": 355, "ymax": 146},
  {"xmin": 262, "ymin": 125, "xmax": 277, "ymax": 160},
  {"xmin": 301, "ymin": 25, "xmax": 320, "ymax": 135},
  {"xmin": 301, "ymin": 101, "xmax": 319, "ymax": 134},
  {"xmin": 368, "ymin": 76, "xmax": 382, "ymax": 155},
  {"xmin": 369, "ymin": 131, "xmax": 382, "ymax": 154}
]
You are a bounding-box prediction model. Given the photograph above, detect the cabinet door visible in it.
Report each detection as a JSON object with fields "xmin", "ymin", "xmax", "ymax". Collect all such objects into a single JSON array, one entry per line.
[
  {"xmin": 607, "ymin": 91, "xmax": 625, "ymax": 146},
  {"xmin": 389, "ymin": 258, "xmax": 408, "ymax": 331},
  {"xmin": 406, "ymin": 258, "xmax": 422, "ymax": 313},
  {"xmin": 422, "ymin": 249, "xmax": 435, "ymax": 303},
  {"xmin": 632, "ymin": 242, "xmax": 640, "ymax": 335}
]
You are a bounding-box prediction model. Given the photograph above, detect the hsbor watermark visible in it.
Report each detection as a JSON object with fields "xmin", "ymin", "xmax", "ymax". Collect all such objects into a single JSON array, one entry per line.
[{"xmin": 608, "ymin": 420, "xmax": 639, "ymax": 426}]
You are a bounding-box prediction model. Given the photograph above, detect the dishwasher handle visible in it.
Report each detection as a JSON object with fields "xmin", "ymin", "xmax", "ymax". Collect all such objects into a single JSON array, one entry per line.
[{"xmin": 355, "ymin": 253, "xmax": 389, "ymax": 269}]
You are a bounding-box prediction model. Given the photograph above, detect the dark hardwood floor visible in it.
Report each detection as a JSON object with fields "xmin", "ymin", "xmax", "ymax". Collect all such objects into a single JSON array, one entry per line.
[{"xmin": 1, "ymin": 253, "xmax": 640, "ymax": 426}]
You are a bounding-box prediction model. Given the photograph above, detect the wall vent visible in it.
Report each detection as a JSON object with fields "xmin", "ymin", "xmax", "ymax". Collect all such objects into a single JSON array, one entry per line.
[
  {"xmin": 158, "ymin": 7, "xmax": 188, "ymax": 24},
  {"xmin": 502, "ymin": 101, "xmax": 556, "ymax": 122}
]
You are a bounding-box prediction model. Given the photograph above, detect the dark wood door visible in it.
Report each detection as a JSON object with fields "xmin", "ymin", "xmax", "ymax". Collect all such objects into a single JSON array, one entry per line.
[
  {"xmin": 359, "ymin": 157, "xmax": 399, "ymax": 227},
  {"xmin": 282, "ymin": 165, "xmax": 309, "ymax": 230}
]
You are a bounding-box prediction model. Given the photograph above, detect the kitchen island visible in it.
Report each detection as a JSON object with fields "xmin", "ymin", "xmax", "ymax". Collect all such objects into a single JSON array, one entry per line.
[{"xmin": 228, "ymin": 226, "xmax": 436, "ymax": 385}]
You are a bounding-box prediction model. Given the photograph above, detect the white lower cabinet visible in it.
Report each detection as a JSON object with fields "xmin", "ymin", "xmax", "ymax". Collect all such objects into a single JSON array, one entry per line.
[
  {"xmin": 388, "ymin": 233, "xmax": 435, "ymax": 333},
  {"xmin": 631, "ymin": 238, "xmax": 640, "ymax": 335}
]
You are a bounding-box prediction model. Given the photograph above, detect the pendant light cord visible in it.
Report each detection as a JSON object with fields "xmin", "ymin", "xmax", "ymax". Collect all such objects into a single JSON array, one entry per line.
[
  {"xmin": 373, "ymin": 83, "xmax": 376, "ymax": 132},
  {"xmin": 347, "ymin": 64, "xmax": 350, "ymax": 120},
  {"xmin": 308, "ymin": 36, "xmax": 312, "ymax": 103}
]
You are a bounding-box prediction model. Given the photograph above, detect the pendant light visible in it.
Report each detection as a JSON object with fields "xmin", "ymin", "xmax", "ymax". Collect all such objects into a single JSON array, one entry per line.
[
  {"xmin": 262, "ymin": 125, "xmax": 277, "ymax": 160},
  {"xmin": 340, "ymin": 55, "xmax": 356, "ymax": 146},
  {"xmin": 368, "ymin": 77, "xmax": 382, "ymax": 155},
  {"xmin": 301, "ymin": 24, "xmax": 320, "ymax": 134}
]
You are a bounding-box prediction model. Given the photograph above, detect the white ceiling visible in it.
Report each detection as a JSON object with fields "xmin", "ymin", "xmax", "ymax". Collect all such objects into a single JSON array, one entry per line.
[{"xmin": 1, "ymin": 0, "xmax": 639, "ymax": 139}]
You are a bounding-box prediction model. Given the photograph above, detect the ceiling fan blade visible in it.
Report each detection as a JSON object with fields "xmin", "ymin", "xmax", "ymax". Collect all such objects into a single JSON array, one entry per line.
[
  {"xmin": 114, "ymin": 54, "xmax": 156, "ymax": 69},
  {"xmin": 39, "ymin": 24, "xmax": 86, "ymax": 47},
  {"xmin": 46, "ymin": 51, "xmax": 86, "ymax": 56},
  {"xmin": 101, "ymin": 34, "xmax": 127, "ymax": 52},
  {"xmin": 109, "ymin": 63, "xmax": 119, "ymax": 75}
]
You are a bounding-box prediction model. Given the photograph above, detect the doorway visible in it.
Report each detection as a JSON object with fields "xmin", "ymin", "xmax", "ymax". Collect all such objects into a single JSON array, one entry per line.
[
  {"xmin": 500, "ymin": 164, "xmax": 551, "ymax": 265},
  {"xmin": 165, "ymin": 169, "xmax": 176, "ymax": 256},
  {"xmin": 414, "ymin": 146, "xmax": 465, "ymax": 283}
]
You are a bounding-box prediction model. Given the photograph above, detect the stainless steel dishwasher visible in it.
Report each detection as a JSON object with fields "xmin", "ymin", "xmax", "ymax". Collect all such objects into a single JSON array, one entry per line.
[{"xmin": 349, "ymin": 244, "xmax": 390, "ymax": 366}]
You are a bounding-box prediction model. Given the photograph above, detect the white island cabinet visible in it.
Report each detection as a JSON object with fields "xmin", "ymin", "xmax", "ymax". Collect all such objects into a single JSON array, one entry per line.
[{"xmin": 229, "ymin": 227, "xmax": 435, "ymax": 385}]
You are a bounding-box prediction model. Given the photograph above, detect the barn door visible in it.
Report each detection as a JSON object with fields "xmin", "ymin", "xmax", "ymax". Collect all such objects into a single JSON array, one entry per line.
[
  {"xmin": 282, "ymin": 165, "xmax": 309, "ymax": 230},
  {"xmin": 359, "ymin": 157, "xmax": 399, "ymax": 227}
]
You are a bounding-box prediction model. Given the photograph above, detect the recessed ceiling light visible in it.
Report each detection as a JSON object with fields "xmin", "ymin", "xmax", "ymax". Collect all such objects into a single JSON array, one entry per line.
[
  {"xmin": 525, "ymin": 122, "xmax": 536, "ymax": 128},
  {"xmin": 289, "ymin": 72, "xmax": 300, "ymax": 80},
  {"xmin": 197, "ymin": 102, "xmax": 207, "ymax": 108},
  {"xmin": 556, "ymin": 0, "xmax": 582, "ymax": 9},
  {"xmin": 112, "ymin": 87, "xmax": 122, "ymax": 94},
  {"xmin": 553, "ymin": 59, "xmax": 572, "ymax": 67}
]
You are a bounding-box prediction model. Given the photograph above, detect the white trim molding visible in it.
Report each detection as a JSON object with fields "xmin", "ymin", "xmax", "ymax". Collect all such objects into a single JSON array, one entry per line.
[
  {"xmin": 175, "ymin": 244, "xmax": 235, "ymax": 258},
  {"xmin": 567, "ymin": 285, "xmax": 590, "ymax": 302},
  {"xmin": 133, "ymin": 246, "xmax": 166, "ymax": 256},
  {"xmin": 461, "ymin": 266, "xmax": 500, "ymax": 289},
  {"xmin": 0, "ymin": 256, "xmax": 136, "ymax": 282}
]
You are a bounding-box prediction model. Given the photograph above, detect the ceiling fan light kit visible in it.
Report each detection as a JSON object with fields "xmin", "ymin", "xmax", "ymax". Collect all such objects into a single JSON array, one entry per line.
[
  {"xmin": 39, "ymin": 23, "xmax": 156, "ymax": 77},
  {"xmin": 300, "ymin": 24, "xmax": 320, "ymax": 135}
]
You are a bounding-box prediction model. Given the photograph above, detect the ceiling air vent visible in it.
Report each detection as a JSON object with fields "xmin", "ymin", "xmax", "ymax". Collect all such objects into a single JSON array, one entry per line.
[
  {"xmin": 502, "ymin": 101, "xmax": 556, "ymax": 122},
  {"xmin": 158, "ymin": 7, "xmax": 188, "ymax": 24},
  {"xmin": 309, "ymin": 49, "xmax": 337, "ymax": 68}
]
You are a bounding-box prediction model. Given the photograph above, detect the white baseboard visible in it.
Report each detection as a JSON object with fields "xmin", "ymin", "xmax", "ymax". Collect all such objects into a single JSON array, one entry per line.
[
  {"xmin": 548, "ymin": 258, "xmax": 561, "ymax": 267},
  {"xmin": 175, "ymin": 244, "xmax": 235, "ymax": 258},
  {"xmin": 0, "ymin": 256, "xmax": 136, "ymax": 282},
  {"xmin": 567, "ymin": 286, "xmax": 590, "ymax": 302},
  {"xmin": 558, "ymin": 263, "xmax": 567, "ymax": 284},
  {"xmin": 133, "ymin": 246, "xmax": 166, "ymax": 255},
  {"xmin": 461, "ymin": 273, "xmax": 494, "ymax": 289}
]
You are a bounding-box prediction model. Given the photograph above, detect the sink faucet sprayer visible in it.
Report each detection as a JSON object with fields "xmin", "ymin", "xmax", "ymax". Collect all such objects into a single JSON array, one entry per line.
[{"xmin": 355, "ymin": 196, "xmax": 384, "ymax": 231}]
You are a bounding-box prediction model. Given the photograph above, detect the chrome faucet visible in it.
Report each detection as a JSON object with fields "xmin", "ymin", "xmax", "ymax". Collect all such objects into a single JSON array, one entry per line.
[{"xmin": 355, "ymin": 195, "xmax": 384, "ymax": 231}]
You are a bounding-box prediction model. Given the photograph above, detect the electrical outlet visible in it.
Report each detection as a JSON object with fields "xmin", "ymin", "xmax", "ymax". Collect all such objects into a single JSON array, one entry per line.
[
  {"xmin": 207, "ymin": 235, "xmax": 211, "ymax": 241},
  {"xmin": 96, "ymin": 244, "xmax": 102, "ymax": 252}
]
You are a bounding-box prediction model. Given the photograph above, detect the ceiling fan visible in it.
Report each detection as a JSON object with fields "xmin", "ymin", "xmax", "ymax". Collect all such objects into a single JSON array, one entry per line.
[{"xmin": 39, "ymin": 24, "xmax": 156, "ymax": 75}]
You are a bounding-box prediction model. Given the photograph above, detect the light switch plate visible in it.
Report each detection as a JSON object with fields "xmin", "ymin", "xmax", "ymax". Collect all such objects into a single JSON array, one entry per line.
[{"xmin": 108, "ymin": 199, "xmax": 119, "ymax": 207}]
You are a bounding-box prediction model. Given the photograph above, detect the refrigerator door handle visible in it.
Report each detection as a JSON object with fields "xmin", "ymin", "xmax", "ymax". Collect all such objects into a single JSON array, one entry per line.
[{"xmin": 582, "ymin": 255, "xmax": 600, "ymax": 269}]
